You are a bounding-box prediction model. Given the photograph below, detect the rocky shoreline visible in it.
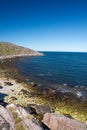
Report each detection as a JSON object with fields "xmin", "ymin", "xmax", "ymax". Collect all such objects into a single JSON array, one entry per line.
[
  {"xmin": 0, "ymin": 53, "xmax": 44, "ymax": 60},
  {"xmin": 0, "ymin": 58, "xmax": 87, "ymax": 130}
]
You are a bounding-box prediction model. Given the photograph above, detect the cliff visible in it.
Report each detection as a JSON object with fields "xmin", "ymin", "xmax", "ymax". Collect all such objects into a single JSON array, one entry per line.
[{"xmin": 0, "ymin": 42, "xmax": 43, "ymax": 59}]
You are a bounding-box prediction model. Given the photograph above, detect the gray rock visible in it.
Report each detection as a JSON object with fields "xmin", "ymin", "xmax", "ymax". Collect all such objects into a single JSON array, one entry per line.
[
  {"xmin": 25, "ymin": 104, "xmax": 54, "ymax": 115},
  {"xmin": 43, "ymin": 113, "xmax": 87, "ymax": 130},
  {"xmin": 7, "ymin": 104, "xmax": 43, "ymax": 130},
  {"xmin": 0, "ymin": 105, "xmax": 16, "ymax": 130},
  {"xmin": 0, "ymin": 115, "xmax": 10, "ymax": 130}
]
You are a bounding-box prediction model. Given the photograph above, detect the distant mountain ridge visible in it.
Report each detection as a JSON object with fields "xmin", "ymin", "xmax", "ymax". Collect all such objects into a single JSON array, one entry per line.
[{"xmin": 0, "ymin": 42, "xmax": 43, "ymax": 59}]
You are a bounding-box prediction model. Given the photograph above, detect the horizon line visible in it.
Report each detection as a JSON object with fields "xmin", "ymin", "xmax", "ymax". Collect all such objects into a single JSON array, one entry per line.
[{"xmin": 38, "ymin": 51, "xmax": 87, "ymax": 53}]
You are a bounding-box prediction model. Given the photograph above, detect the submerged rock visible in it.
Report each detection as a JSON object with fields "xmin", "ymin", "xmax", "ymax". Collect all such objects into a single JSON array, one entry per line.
[{"xmin": 43, "ymin": 113, "xmax": 87, "ymax": 130}]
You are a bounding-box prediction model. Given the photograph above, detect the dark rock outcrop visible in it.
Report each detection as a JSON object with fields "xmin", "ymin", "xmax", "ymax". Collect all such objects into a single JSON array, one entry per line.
[{"xmin": 25, "ymin": 104, "xmax": 54, "ymax": 115}]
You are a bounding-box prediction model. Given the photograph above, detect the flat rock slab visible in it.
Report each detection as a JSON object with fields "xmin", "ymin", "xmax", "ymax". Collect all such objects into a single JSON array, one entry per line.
[
  {"xmin": 43, "ymin": 113, "xmax": 87, "ymax": 130},
  {"xmin": 7, "ymin": 104, "xmax": 43, "ymax": 130}
]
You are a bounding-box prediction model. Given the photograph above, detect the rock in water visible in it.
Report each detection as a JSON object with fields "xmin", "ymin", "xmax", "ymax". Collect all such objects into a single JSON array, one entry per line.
[{"xmin": 43, "ymin": 113, "xmax": 87, "ymax": 130}]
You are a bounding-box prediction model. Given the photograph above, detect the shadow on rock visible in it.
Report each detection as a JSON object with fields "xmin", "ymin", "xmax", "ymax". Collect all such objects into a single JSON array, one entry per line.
[{"xmin": 0, "ymin": 93, "xmax": 8, "ymax": 107}]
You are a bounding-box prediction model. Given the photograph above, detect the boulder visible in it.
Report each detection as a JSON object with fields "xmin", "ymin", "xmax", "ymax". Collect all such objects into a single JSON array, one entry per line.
[
  {"xmin": 25, "ymin": 104, "xmax": 54, "ymax": 115},
  {"xmin": 43, "ymin": 113, "xmax": 87, "ymax": 130},
  {"xmin": 0, "ymin": 115, "xmax": 10, "ymax": 130},
  {"xmin": 7, "ymin": 104, "xmax": 43, "ymax": 130},
  {"xmin": 0, "ymin": 105, "xmax": 16, "ymax": 130},
  {"xmin": 10, "ymin": 96, "xmax": 17, "ymax": 101}
]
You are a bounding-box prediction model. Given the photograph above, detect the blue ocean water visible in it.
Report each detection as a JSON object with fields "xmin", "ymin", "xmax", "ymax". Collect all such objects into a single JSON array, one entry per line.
[{"xmin": 15, "ymin": 52, "xmax": 87, "ymax": 88}]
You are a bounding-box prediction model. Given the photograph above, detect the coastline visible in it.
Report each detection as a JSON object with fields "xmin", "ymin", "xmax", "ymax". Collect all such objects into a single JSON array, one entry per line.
[
  {"xmin": 0, "ymin": 75, "xmax": 43, "ymax": 106},
  {"xmin": 0, "ymin": 53, "xmax": 44, "ymax": 60},
  {"xmin": 0, "ymin": 57, "xmax": 87, "ymax": 124}
]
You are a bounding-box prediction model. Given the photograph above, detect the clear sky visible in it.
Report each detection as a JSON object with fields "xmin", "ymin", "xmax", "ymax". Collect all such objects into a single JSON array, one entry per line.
[{"xmin": 0, "ymin": 0, "xmax": 87, "ymax": 52}]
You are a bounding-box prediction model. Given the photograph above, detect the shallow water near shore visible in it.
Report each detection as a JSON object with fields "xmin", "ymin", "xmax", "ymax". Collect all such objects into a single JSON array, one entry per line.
[
  {"xmin": 1, "ymin": 52, "xmax": 87, "ymax": 97},
  {"xmin": 14, "ymin": 52, "xmax": 87, "ymax": 86},
  {"xmin": 12, "ymin": 52, "xmax": 87, "ymax": 98}
]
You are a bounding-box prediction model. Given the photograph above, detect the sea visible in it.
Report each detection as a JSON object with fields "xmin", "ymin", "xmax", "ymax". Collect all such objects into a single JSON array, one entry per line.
[{"xmin": 14, "ymin": 52, "xmax": 87, "ymax": 89}]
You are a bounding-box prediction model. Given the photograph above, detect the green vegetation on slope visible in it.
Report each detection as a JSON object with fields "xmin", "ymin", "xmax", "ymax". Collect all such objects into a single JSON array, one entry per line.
[{"xmin": 0, "ymin": 42, "xmax": 41, "ymax": 57}]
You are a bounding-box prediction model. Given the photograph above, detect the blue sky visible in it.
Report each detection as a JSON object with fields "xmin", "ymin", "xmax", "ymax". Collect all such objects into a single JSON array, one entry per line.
[{"xmin": 0, "ymin": 0, "xmax": 87, "ymax": 52}]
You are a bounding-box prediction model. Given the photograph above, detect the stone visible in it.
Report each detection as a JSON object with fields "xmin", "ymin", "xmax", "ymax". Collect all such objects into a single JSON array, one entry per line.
[
  {"xmin": 20, "ymin": 89, "xmax": 30, "ymax": 95},
  {"xmin": 0, "ymin": 115, "xmax": 10, "ymax": 130},
  {"xmin": 4, "ymin": 82, "xmax": 13, "ymax": 86},
  {"xmin": 10, "ymin": 96, "xmax": 17, "ymax": 101},
  {"xmin": 7, "ymin": 104, "xmax": 43, "ymax": 130},
  {"xmin": 43, "ymin": 113, "xmax": 87, "ymax": 130},
  {"xmin": 0, "ymin": 105, "xmax": 16, "ymax": 130},
  {"xmin": 25, "ymin": 104, "xmax": 54, "ymax": 115}
]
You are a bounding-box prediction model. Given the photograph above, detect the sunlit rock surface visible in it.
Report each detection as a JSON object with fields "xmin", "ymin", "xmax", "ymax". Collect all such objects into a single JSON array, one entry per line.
[{"xmin": 43, "ymin": 113, "xmax": 87, "ymax": 130}]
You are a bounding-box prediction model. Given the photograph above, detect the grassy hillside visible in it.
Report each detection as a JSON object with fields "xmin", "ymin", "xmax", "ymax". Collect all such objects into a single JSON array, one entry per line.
[{"xmin": 0, "ymin": 42, "xmax": 42, "ymax": 57}]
